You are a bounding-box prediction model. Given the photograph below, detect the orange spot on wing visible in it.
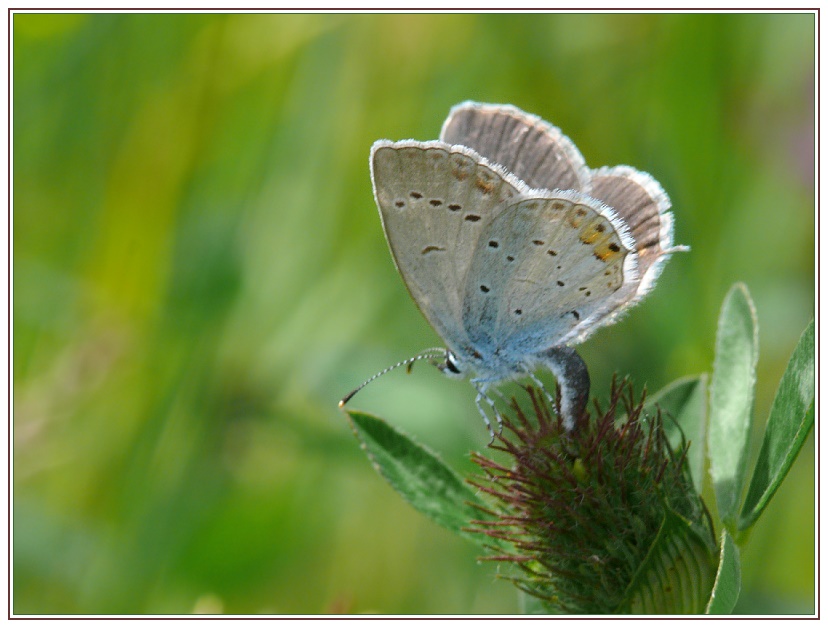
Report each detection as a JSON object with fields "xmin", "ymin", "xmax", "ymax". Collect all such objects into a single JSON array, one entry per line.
[
  {"xmin": 579, "ymin": 218, "xmax": 610, "ymax": 245},
  {"xmin": 593, "ymin": 239, "xmax": 626, "ymax": 263},
  {"xmin": 476, "ymin": 175, "xmax": 495, "ymax": 195}
]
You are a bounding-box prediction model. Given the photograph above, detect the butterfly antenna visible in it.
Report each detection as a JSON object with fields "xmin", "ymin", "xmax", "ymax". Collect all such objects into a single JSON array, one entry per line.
[{"xmin": 339, "ymin": 348, "xmax": 447, "ymax": 407}]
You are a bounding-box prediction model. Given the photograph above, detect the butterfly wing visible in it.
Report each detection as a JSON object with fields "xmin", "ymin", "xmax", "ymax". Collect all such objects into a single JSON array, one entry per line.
[
  {"xmin": 442, "ymin": 103, "xmax": 686, "ymax": 341},
  {"xmin": 373, "ymin": 105, "xmax": 684, "ymax": 366},
  {"xmin": 591, "ymin": 165, "xmax": 683, "ymax": 306},
  {"xmin": 462, "ymin": 192, "xmax": 639, "ymax": 356},
  {"xmin": 440, "ymin": 101, "xmax": 592, "ymax": 194},
  {"xmin": 371, "ymin": 140, "xmax": 525, "ymax": 354}
]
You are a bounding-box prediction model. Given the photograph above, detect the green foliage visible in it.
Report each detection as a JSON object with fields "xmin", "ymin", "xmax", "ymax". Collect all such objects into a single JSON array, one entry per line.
[
  {"xmin": 739, "ymin": 321, "xmax": 815, "ymax": 530},
  {"xmin": 351, "ymin": 382, "xmax": 719, "ymax": 614},
  {"xmin": 344, "ymin": 287, "xmax": 814, "ymax": 614},
  {"xmin": 643, "ymin": 375, "xmax": 708, "ymax": 494},
  {"xmin": 708, "ymin": 284, "xmax": 759, "ymax": 528},
  {"xmin": 346, "ymin": 410, "xmax": 500, "ymax": 550},
  {"xmin": 703, "ymin": 289, "xmax": 813, "ymax": 613},
  {"xmin": 623, "ymin": 510, "xmax": 716, "ymax": 614},
  {"xmin": 469, "ymin": 384, "xmax": 714, "ymax": 614},
  {"xmin": 706, "ymin": 530, "xmax": 741, "ymax": 614}
]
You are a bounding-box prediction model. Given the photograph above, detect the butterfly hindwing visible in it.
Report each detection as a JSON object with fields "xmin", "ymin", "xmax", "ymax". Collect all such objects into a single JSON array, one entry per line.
[
  {"xmin": 440, "ymin": 101, "xmax": 592, "ymax": 194},
  {"xmin": 591, "ymin": 165, "xmax": 675, "ymax": 297},
  {"xmin": 463, "ymin": 194, "xmax": 637, "ymax": 354}
]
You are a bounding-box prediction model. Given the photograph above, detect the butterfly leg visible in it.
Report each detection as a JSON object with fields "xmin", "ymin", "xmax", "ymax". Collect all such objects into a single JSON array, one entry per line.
[
  {"xmin": 524, "ymin": 369, "xmax": 557, "ymax": 407},
  {"xmin": 537, "ymin": 346, "xmax": 590, "ymax": 431},
  {"xmin": 472, "ymin": 381, "xmax": 503, "ymax": 441}
]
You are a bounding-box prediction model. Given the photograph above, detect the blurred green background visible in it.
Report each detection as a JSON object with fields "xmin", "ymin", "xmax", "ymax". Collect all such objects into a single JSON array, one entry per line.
[{"xmin": 13, "ymin": 12, "xmax": 814, "ymax": 615}]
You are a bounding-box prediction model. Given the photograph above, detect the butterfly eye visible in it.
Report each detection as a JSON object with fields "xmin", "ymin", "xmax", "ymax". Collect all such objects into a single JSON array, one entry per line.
[{"xmin": 442, "ymin": 351, "xmax": 461, "ymax": 375}]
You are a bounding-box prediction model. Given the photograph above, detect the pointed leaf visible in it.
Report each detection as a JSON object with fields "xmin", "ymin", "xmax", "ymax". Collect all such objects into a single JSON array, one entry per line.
[
  {"xmin": 346, "ymin": 410, "xmax": 499, "ymax": 548},
  {"xmin": 708, "ymin": 283, "xmax": 759, "ymax": 527},
  {"xmin": 646, "ymin": 375, "xmax": 708, "ymax": 494},
  {"xmin": 739, "ymin": 320, "xmax": 815, "ymax": 530},
  {"xmin": 621, "ymin": 510, "xmax": 717, "ymax": 614},
  {"xmin": 705, "ymin": 529, "xmax": 741, "ymax": 614}
]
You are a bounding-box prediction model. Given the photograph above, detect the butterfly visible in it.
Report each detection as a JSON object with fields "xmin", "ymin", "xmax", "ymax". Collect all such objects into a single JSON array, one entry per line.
[{"xmin": 342, "ymin": 101, "xmax": 687, "ymax": 433}]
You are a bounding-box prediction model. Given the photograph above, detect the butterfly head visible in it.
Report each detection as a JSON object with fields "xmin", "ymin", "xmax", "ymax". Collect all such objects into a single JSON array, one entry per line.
[{"xmin": 436, "ymin": 349, "xmax": 466, "ymax": 379}]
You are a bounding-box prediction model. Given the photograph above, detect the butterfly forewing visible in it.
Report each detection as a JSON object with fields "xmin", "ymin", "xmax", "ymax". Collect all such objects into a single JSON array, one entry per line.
[
  {"xmin": 440, "ymin": 102, "xmax": 592, "ymax": 194},
  {"xmin": 371, "ymin": 140, "xmax": 522, "ymax": 354}
]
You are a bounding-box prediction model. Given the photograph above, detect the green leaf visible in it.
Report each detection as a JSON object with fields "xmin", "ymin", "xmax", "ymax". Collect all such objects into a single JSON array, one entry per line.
[
  {"xmin": 646, "ymin": 375, "xmax": 708, "ymax": 494},
  {"xmin": 346, "ymin": 410, "xmax": 499, "ymax": 549},
  {"xmin": 621, "ymin": 510, "xmax": 718, "ymax": 614},
  {"xmin": 705, "ymin": 529, "xmax": 741, "ymax": 614},
  {"xmin": 708, "ymin": 283, "xmax": 759, "ymax": 528},
  {"xmin": 739, "ymin": 320, "xmax": 815, "ymax": 530}
]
